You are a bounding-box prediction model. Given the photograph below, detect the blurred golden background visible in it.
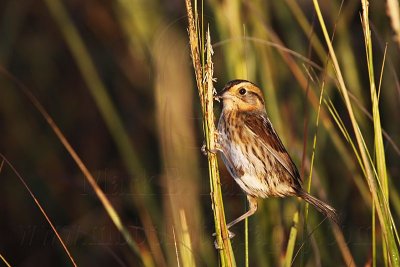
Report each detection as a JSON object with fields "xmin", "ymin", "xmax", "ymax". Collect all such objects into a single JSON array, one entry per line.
[{"xmin": 1, "ymin": 0, "xmax": 399, "ymax": 266}]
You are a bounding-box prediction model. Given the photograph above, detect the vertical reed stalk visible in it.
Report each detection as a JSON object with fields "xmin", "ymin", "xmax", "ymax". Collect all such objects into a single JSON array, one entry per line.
[{"xmin": 185, "ymin": 1, "xmax": 236, "ymax": 266}]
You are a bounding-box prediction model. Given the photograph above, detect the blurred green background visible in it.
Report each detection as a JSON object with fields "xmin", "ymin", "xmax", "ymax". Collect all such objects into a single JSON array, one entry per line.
[{"xmin": 1, "ymin": 0, "xmax": 399, "ymax": 266}]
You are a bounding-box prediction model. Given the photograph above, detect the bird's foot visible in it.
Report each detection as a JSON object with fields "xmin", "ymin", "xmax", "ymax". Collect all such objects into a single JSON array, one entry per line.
[
  {"xmin": 201, "ymin": 143, "xmax": 219, "ymax": 156},
  {"xmin": 213, "ymin": 230, "xmax": 236, "ymax": 250},
  {"xmin": 201, "ymin": 138, "xmax": 221, "ymax": 156}
]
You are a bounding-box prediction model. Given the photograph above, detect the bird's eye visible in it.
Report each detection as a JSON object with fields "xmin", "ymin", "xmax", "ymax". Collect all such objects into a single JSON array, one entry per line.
[{"xmin": 239, "ymin": 88, "xmax": 247, "ymax": 95}]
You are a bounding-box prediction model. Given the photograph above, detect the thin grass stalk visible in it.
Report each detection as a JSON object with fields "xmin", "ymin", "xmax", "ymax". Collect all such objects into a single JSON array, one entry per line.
[
  {"xmin": 305, "ymin": 80, "xmax": 326, "ymax": 219},
  {"xmin": 364, "ymin": 3, "xmax": 379, "ymax": 265},
  {"xmin": 285, "ymin": 80, "xmax": 326, "ymax": 266},
  {"xmin": 172, "ymin": 227, "xmax": 181, "ymax": 267},
  {"xmin": 325, "ymin": 99, "xmax": 366, "ymax": 176},
  {"xmin": 296, "ymin": 128, "xmax": 356, "ymax": 266},
  {"xmin": 186, "ymin": 0, "xmax": 203, "ymax": 105},
  {"xmin": 331, "ymin": 225, "xmax": 356, "ymax": 266},
  {"xmin": 0, "ymin": 253, "xmax": 11, "ymax": 267},
  {"xmin": 284, "ymin": 211, "xmax": 299, "ymax": 267},
  {"xmin": 205, "ymin": 27, "xmax": 236, "ymax": 267},
  {"xmin": 305, "ymin": 81, "xmax": 327, "ymax": 266},
  {"xmin": 361, "ymin": 1, "xmax": 395, "ymax": 265},
  {"xmin": 185, "ymin": 1, "xmax": 236, "ymax": 265},
  {"xmin": 0, "ymin": 155, "xmax": 77, "ymax": 267},
  {"xmin": 377, "ymin": 44, "xmax": 388, "ymax": 101},
  {"xmin": 313, "ymin": 0, "xmax": 400, "ymax": 265},
  {"xmin": 285, "ymin": 24, "xmax": 327, "ymax": 263}
]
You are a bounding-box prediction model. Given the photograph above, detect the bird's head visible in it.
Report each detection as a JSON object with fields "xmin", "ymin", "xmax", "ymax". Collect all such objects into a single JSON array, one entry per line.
[{"xmin": 217, "ymin": 79, "xmax": 265, "ymax": 112}]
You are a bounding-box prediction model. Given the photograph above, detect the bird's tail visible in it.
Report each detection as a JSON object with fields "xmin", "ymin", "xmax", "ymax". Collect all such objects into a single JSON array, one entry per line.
[{"xmin": 297, "ymin": 190, "xmax": 339, "ymax": 225}]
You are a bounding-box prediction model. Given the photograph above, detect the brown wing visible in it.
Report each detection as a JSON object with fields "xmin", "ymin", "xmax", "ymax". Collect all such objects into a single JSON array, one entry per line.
[{"xmin": 243, "ymin": 112, "xmax": 302, "ymax": 186}]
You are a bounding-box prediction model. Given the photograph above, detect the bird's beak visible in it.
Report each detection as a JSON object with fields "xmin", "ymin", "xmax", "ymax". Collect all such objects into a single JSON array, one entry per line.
[
  {"xmin": 215, "ymin": 85, "xmax": 231, "ymax": 101},
  {"xmin": 214, "ymin": 90, "xmax": 224, "ymax": 102},
  {"xmin": 214, "ymin": 90, "xmax": 225, "ymax": 102},
  {"xmin": 216, "ymin": 91, "xmax": 234, "ymax": 101}
]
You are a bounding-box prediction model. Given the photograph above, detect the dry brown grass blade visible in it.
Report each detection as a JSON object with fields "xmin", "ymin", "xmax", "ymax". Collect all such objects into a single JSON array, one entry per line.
[{"xmin": 0, "ymin": 155, "xmax": 77, "ymax": 267}]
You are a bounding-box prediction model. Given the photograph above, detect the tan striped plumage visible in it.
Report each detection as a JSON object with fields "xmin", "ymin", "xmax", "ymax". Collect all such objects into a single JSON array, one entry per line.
[{"xmin": 216, "ymin": 80, "xmax": 338, "ymax": 232}]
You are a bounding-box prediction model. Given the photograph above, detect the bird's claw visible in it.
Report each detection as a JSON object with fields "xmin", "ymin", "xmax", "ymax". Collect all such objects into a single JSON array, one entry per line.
[
  {"xmin": 201, "ymin": 143, "xmax": 217, "ymax": 156},
  {"xmin": 201, "ymin": 142, "xmax": 219, "ymax": 156},
  {"xmin": 201, "ymin": 143, "xmax": 208, "ymax": 156},
  {"xmin": 213, "ymin": 230, "xmax": 236, "ymax": 250}
]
